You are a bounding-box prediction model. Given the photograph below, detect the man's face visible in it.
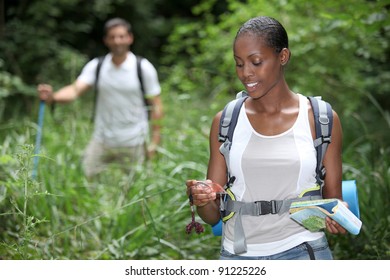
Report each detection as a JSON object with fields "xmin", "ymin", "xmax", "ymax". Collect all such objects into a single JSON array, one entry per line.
[{"xmin": 103, "ymin": 25, "xmax": 133, "ymax": 56}]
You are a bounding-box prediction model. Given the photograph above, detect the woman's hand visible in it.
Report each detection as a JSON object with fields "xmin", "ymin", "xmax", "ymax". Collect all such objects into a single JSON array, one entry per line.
[
  {"xmin": 325, "ymin": 201, "xmax": 348, "ymax": 235},
  {"xmin": 186, "ymin": 179, "xmax": 218, "ymax": 207},
  {"xmin": 325, "ymin": 217, "xmax": 347, "ymax": 234}
]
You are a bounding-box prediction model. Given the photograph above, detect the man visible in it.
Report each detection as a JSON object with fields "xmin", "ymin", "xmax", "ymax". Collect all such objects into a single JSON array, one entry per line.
[{"xmin": 37, "ymin": 18, "xmax": 163, "ymax": 179}]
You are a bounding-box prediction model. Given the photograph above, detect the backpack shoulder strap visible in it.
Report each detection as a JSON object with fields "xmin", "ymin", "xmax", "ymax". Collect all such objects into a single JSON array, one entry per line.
[
  {"xmin": 218, "ymin": 93, "xmax": 333, "ymax": 190},
  {"xmin": 218, "ymin": 91, "xmax": 248, "ymax": 144},
  {"xmin": 95, "ymin": 55, "xmax": 144, "ymax": 95},
  {"xmin": 136, "ymin": 55, "xmax": 145, "ymax": 94},
  {"xmin": 307, "ymin": 96, "xmax": 333, "ymax": 191},
  {"xmin": 136, "ymin": 55, "xmax": 152, "ymax": 120},
  {"xmin": 136, "ymin": 55, "xmax": 148, "ymax": 107},
  {"xmin": 92, "ymin": 55, "xmax": 149, "ymax": 121},
  {"xmin": 95, "ymin": 56, "xmax": 105, "ymax": 90},
  {"xmin": 218, "ymin": 91, "xmax": 248, "ymax": 188},
  {"xmin": 92, "ymin": 56, "xmax": 105, "ymax": 122}
]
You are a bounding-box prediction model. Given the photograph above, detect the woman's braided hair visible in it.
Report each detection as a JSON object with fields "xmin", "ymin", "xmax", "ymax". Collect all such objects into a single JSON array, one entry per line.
[{"xmin": 234, "ymin": 16, "xmax": 289, "ymax": 54}]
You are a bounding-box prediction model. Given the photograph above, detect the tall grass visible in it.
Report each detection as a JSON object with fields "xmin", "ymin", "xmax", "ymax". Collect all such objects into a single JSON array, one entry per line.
[
  {"xmin": 0, "ymin": 91, "xmax": 227, "ymax": 260},
  {"xmin": 0, "ymin": 89, "xmax": 389, "ymax": 259},
  {"xmin": 330, "ymin": 98, "xmax": 390, "ymax": 259}
]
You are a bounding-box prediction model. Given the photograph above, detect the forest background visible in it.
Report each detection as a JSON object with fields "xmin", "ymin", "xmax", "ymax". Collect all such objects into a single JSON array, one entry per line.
[{"xmin": 0, "ymin": 0, "xmax": 389, "ymax": 260}]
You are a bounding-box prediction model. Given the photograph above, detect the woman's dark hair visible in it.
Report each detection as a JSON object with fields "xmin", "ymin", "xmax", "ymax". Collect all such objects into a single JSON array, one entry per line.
[
  {"xmin": 234, "ymin": 16, "xmax": 288, "ymax": 53},
  {"xmin": 103, "ymin": 18, "xmax": 132, "ymax": 36}
]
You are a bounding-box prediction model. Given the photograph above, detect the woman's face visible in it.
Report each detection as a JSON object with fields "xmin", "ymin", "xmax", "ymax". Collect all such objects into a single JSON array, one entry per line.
[{"xmin": 233, "ymin": 34, "xmax": 284, "ymax": 99}]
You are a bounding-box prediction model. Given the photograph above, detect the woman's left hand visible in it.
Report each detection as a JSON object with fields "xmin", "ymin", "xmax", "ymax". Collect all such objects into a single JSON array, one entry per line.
[
  {"xmin": 325, "ymin": 200, "xmax": 348, "ymax": 234},
  {"xmin": 325, "ymin": 217, "xmax": 347, "ymax": 234}
]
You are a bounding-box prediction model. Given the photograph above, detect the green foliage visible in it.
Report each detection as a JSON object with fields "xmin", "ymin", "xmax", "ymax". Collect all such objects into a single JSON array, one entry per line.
[
  {"xmin": 163, "ymin": 0, "xmax": 390, "ymax": 113},
  {"xmin": 0, "ymin": 60, "xmax": 35, "ymax": 99},
  {"xmin": 0, "ymin": 90, "xmax": 226, "ymax": 260},
  {"xmin": 0, "ymin": 144, "xmax": 49, "ymax": 259},
  {"xmin": 0, "ymin": 0, "xmax": 205, "ymax": 122},
  {"xmin": 335, "ymin": 141, "xmax": 390, "ymax": 259},
  {"xmin": 161, "ymin": 1, "xmax": 239, "ymax": 99}
]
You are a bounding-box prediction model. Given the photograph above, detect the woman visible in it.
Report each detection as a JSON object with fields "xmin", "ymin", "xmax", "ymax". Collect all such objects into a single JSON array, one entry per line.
[{"xmin": 186, "ymin": 16, "xmax": 345, "ymax": 260}]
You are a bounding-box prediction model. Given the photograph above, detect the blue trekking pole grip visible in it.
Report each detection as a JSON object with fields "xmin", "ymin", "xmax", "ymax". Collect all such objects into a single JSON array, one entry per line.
[{"xmin": 32, "ymin": 100, "xmax": 46, "ymax": 179}]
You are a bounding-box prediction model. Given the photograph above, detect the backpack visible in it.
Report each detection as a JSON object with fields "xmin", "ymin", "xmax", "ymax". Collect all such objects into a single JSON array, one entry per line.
[
  {"xmin": 91, "ymin": 55, "xmax": 149, "ymax": 121},
  {"xmin": 219, "ymin": 91, "xmax": 333, "ymax": 194},
  {"xmin": 216, "ymin": 91, "xmax": 333, "ymax": 254}
]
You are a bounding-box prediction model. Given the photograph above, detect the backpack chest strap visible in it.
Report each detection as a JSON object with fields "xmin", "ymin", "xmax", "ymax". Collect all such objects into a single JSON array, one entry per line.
[
  {"xmin": 226, "ymin": 200, "xmax": 280, "ymax": 216},
  {"xmin": 223, "ymin": 195, "xmax": 322, "ymax": 255},
  {"xmin": 224, "ymin": 195, "xmax": 321, "ymax": 217}
]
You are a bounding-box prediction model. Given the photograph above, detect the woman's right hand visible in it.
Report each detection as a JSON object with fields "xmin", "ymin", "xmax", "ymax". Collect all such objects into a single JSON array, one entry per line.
[
  {"xmin": 37, "ymin": 84, "xmax": 54, "ymax": 103},
  {"xmin": 186, "ymin": 179, "xmax": 219, "ymax": 207}
]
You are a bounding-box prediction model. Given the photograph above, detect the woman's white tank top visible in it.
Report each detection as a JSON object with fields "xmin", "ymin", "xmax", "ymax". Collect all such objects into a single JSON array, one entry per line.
[{"xmin": 223, "ymin": 93, "xmax": 324, "ymax": 256}]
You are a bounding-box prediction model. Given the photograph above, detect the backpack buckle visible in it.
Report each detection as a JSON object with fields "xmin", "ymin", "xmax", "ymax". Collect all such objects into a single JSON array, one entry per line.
[
  {"xmin": 254, "ymin": 200, "xmax": 278, "ymax": 215},
  {"xmin": 322, "ymin": 135, "xmax": 331, "ymax": 144},
  {"xmin": 320, "ymin": 167, "xmax": 326, "ymax": 180},
  {"xmin": 218, "ymin": 134, "xmax": 227, "ymax": 143}
]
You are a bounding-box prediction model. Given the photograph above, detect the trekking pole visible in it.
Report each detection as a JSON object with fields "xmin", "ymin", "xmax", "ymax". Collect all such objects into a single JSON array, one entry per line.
[{"xmin": 32, "ymin": 100, "xmax": 45, "ymax": 179}]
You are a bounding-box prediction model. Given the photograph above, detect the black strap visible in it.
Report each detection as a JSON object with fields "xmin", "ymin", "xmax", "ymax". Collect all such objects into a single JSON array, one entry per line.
[
  {"xmin": 136, "ymin": 55, "xmax": 145, "ymax": 96},
  {"xmin": 307, "ymin": 96, "xmax": 333, "ymax": 184},
  {"xmin": 325, "ymin": 102, "xmax": 333, "ymax": 134},
  {"xmin": 227, "ymin": 96, "xmax": 247, "ymax": 143},
  {"xmin": 304, "ymin": 242, "xmax": 316, "ymax": 260},
  {"xmin": 92, "ymin": 56, "xmax": 105, "ymax": 122},
  {"xmin": 218, "ymin": 96, "xmax": 247, "ymax": 143},
  {"xmin": 308, "ymin": 97, "xmax": 323, "ymax": 181},
  {"xmin": 136, "ymin": 55, "xmax": 151, "ymax": 119}
]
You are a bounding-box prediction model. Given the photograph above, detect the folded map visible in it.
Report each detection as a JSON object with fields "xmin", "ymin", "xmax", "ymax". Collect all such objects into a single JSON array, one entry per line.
[{"xmin": 289, "ymin": 199, "xmax": 362, "ymax": 235}]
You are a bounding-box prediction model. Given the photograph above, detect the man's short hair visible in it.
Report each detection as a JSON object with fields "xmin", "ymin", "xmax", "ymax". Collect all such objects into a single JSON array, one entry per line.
[{"xmin": 103, "ymin": 18, "xmax": 132, "ymax": 36}]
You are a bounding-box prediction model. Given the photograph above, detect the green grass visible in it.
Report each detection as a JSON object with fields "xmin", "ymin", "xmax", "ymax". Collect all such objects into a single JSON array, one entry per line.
[
  {"xmin": 0, "ymin": 91, "xmax": 227, "ymax": 260},
  {"xmin": 0, "ymin": 90, "xmax": 389, "ymax": 260}
]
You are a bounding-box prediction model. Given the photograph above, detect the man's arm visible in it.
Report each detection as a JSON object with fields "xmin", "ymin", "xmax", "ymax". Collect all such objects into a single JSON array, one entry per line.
[{"xmin": 37, "ymin": 80, "xmax": 91, "ymax": 104}]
